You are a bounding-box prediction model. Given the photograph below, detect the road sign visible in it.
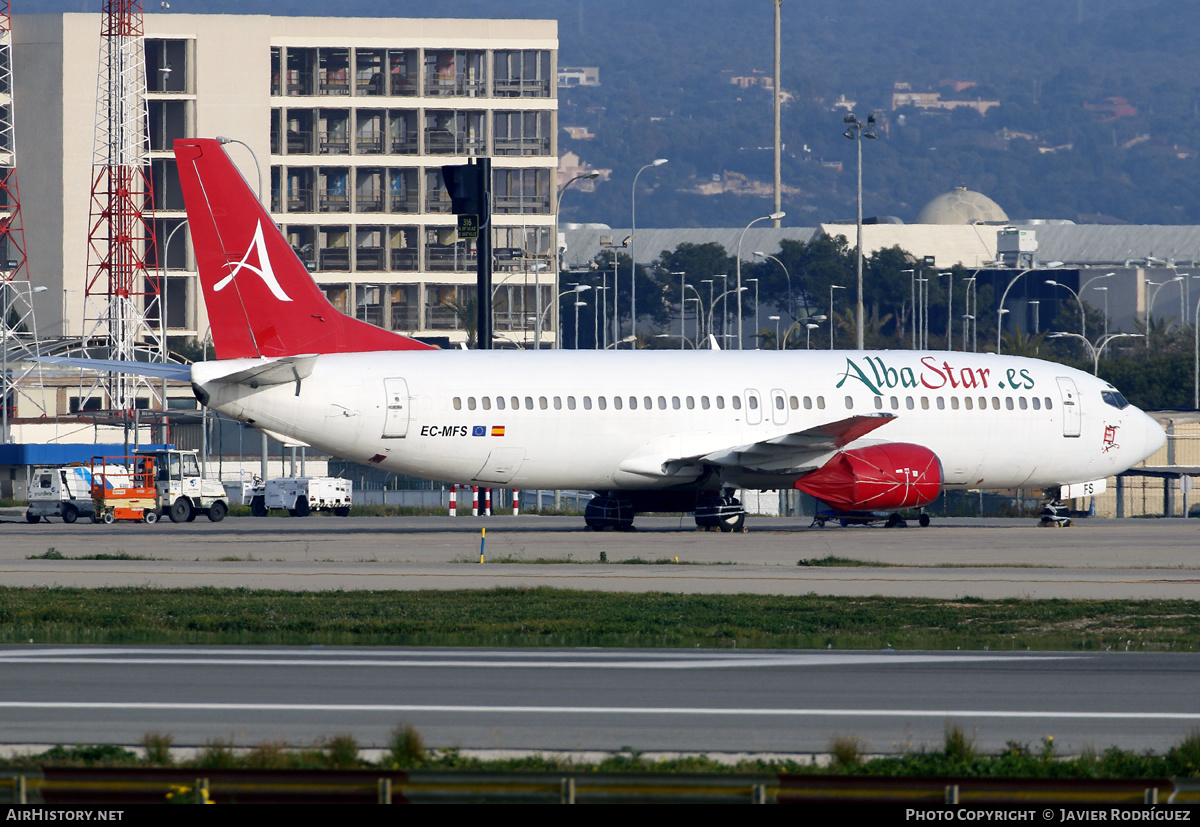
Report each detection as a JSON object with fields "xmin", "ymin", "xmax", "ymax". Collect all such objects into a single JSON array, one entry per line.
[{"xmin": 457, "ymin": 214, "xmax": 479, "ymax": 239}]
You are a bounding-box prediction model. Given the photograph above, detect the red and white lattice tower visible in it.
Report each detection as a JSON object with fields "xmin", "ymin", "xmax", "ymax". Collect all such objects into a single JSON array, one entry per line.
[
  {"xmin": 81, "ymin": 0, "xmax": 162, "ymax": 411},
  {"xmin": 0, "ymin": 2, "xmax": 48, "ymax": 434}
]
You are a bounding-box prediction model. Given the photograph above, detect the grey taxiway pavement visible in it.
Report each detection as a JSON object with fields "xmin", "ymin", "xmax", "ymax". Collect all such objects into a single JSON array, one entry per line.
[
  {"xmin": 2, "ymin": 514, "xmax": 1199, "ymax": 598},
  {"xmin": 2, "ymin": 646, "xmax": 1198, "ymax": 755}
]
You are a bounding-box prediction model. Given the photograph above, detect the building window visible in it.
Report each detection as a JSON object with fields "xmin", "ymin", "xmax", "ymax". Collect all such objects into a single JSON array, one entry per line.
[
  {"xmin": 318, "ymin": 48, "xmax": 350, "ymax": 96},
  {"xmin": 356, "ymin": 284, "xmax": 383, "ymax": 326},
  {"xmin": 494, "ymin": 111, "xmax": 551, "ymax": 155},
  {"xmin": 493, "ymin": 50, "xmax": 551, "ymax": 97},
  {"xmin": 389, "ymin": 226, "xmax": 419, "ymax": 271},
  {"xmin": 425, "ymin": 284, "xmax": 477, "ymax": 331},
  {"xmin": 426, "ymin": 228, "xmax": 476, "ymax": 272},
  {"xmin": 355, "ymin": 168, "xmax": 385, "ymax": 213},
  {"xmin": 317, "ymin": 167, "xmax": 350, "ymax": 212},
  {"xmin": 286, "ymin": 109, "xmax": 315, "ymax": 154},
  {"xmin": 286, "ymin": 48, "xmax": 316, "ymax": 96},
  {"xmin": 388, "ymin": 169, "xmax": 419, "ymax": 213},
  {"xmin": 317, "ymin": 227, "xmax": 350, "ymax": 271},
  {"xmin": 425, "ymin": 168, "xmax": 452, "ymax": 213},
  {"xmin": 286, "ymin": 226, "xmax": 316, "ymax": 271},
  {"xmin": 424, "ymin": 110, "xmax": 486, "ymax": 155},
  {"xmin": 493, "ymin": 168, "xmax": 551, "ymax": 214},
  {"xmin": 424, "ymin": 49, "xmax": 486, "ymax": 97},
  {"xmin": 389, "ymin": 284, "xmax": 418, "ymax": 331},
  {"xmin": 388, "ymin": 50, "xmax": 419, "ymax": 96},
  {"xmin": 355, "ymin": 226, "xmax": 386, "ymax": 271},
  {"xmin": 318, "ymin": 109, "xmax": 350, "ymax": 154},
  {"xmin": 285, "ymin": 167, "xmax": 315, "ymax": 212},
  {"xmin": 355, "ymin": 49, "xmax": 386, "ymax": 96},
  {"xmin": 389, "ymin": 110, "xmax": 419, "ymax": 154},
  {"xmin": 355, "ymin": 110, "xmax": 385, "ymax": 154}
]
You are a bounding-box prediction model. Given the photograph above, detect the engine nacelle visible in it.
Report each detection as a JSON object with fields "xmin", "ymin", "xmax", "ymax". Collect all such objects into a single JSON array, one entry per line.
[{"xmin": 793, "ymin": 443, "xmax": 943, "ymax": 511}]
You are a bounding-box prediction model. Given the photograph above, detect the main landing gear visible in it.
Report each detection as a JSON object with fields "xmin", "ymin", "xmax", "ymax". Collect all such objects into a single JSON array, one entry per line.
[
  {"xmin": 694, "ymin": 494, "xmax": 747, "ymax": 533},
  {"xmin": 584, "ymin": 496, "xmax": 635, "ymax": 531}
]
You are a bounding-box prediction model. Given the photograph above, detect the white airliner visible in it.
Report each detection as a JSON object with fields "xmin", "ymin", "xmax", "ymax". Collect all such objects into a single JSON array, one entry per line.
[{"xmin": 48, "ymin": 139, "xmax": 1168, "ymax": 531}]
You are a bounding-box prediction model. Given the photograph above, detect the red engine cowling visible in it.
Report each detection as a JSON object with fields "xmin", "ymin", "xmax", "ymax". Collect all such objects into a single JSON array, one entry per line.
[{"xmin": 793, "ymin": 443, "xmax": 942, "ymax": 511}]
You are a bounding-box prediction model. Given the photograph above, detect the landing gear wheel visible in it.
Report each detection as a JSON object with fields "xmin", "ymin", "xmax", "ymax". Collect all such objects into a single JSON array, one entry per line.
[
  {"xmin": 918, "ymin": 513, "xmax": 931, "ymax": 528},
  {"xmin": 102, "ymin": 510, "xmax": 115, "ymax": 525},
  {"xmin": 169, "ymin": 498, "xmax": 193, "ymax": 523},
  {"xmin": 695, "ymin": 496, "xmax": 746, "ymax": 533},
  {"xmin": 61, "ymin": 504, "xmax": 78, "ymax": 524},
  {"xmin": 207, "ymin": 501, "xmax": 228, "ymax": 522},
  {"xmin": 250, "ymin": 496, "xmax": 267, "ymax": 517},
  {"xmin": 584, "ymin": 496, "xmax": 634, "ymax": 531},
  {"xmin": 143, "ymin": 510, "xmax": 159, "ymax": 524}
]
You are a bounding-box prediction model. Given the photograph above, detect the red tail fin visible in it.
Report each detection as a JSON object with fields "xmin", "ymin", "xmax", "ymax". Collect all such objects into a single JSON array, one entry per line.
[{"xmin": 173, "ymin": 138, "xmax": 436, "ymax": 359}]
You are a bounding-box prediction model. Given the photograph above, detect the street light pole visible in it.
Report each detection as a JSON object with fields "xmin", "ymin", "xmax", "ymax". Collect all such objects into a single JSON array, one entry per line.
[
  {"xmin": 747, "ymin": 278, "xmax": 759, "ymax": 348},
  {"xmin": 830, "ymin": 284, "xmax": 846, "ymax": 349},
  {"xmin": 843, "ymin": 112, "xmax": 876, "ymax": 350},
  {"xmin": 753, "ymin": 251, "xmax": 793, "ymax": 324},
  {"xmin": 1093, "ymin": 285, "xmax": 1109, "ymax": 335},
  {"xmin": 736, "ymin": 211, "xmax": 784, "ymax": 349},
  {"xmin": 939, "ymin": 271, "xmax": 954, "ymax": 350},
  {"xmin": 996, "ymin": 261, "xmax": 1063, "ymax": 354},
  {"xmin": 551, "ymin": 170, "xmax": 599, "ymax": 350},
  {"xmin": 630, "ymin": 159, "xmax": 667, "ymax": 347}
]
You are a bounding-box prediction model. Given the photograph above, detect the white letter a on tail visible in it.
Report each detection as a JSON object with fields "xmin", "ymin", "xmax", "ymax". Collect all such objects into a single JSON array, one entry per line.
[{"xmin": 214, "ymin": 220, "xmax": 293, "ymax": 302}]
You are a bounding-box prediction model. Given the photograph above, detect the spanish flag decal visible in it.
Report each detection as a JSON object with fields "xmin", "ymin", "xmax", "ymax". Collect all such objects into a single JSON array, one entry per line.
[{"xmin": 491, "ymin": 425, "xmax": 506, "ymax": 437}]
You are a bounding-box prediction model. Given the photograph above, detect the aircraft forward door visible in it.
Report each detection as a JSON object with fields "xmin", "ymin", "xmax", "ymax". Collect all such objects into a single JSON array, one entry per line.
[
  {"xmin": 1056, "ymin": 376, "xmax": 1081, "ymax": 438},
  {"xmin": 382, "ymin": 377, "xmax": 410, "ymax": 438}
]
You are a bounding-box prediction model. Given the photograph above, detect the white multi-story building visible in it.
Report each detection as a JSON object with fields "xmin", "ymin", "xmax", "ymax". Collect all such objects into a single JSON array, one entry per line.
[{"xmin": 15, "ymin": 13, "xmax": 558, "ymax": 349}]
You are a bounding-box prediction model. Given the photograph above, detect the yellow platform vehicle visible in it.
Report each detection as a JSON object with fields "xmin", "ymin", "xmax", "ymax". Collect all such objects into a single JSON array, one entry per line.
[{"xmin": 90, "ymin": 455, "xmax": 159, "ymax": 524}]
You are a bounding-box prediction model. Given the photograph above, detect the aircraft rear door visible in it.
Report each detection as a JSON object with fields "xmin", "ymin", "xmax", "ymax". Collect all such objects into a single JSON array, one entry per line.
[
  {"xmin": 382, "ymin": 377, "xmax": 410, "ymax": 438},
  {"xmin": 1056, "ymin": 376, "xmax": 1081, "ymax": 438},
  {"xmin": 770, "ymin": 389, "xmax": 788, "ymax": 426}
]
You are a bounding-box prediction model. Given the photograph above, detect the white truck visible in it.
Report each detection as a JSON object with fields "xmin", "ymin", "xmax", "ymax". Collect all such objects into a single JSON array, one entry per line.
[
  {"xmin": 26, "ymin": 464, "xmax": 126, "ymax": 523},
  {"xmin": 249, "ymin": 476, "xmax": 353, "ymax": 517},
  {"xmin": 140, "ymin": 448, "xmax": 230, "ymax": 522}
]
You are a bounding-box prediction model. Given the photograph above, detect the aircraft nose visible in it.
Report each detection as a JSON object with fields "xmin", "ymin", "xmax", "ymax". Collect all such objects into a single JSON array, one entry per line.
[{"xmin": 1139, "ymin": 410, "xmax": 1167, "ymax": 462}]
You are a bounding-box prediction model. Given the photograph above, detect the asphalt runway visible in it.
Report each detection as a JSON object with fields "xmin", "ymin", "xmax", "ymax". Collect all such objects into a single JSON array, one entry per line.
[
  {"xmin": 2, "ymin": 646, "xmax": 1197, "ymax": 755},
  {"xmin": 2, "ymin": 513, "xmax": 1199, "ymax": 598}
]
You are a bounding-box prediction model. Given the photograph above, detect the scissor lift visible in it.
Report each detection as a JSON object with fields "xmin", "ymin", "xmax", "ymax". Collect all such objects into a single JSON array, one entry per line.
[{"xmin": 89, "ymin": 455, "xmax": 159, "ymax": 524}]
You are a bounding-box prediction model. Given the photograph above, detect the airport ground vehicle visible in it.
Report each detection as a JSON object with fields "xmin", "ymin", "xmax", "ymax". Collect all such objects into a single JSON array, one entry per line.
[
  {"xmin": 249, "ymin": 476, "xmax": 352, "ymax": 517},
  {"xmin": 89, "ymin": 456, "xmax": 159, "ymax": 524},
  {"xmin": 26, "ymin": 464, "xmax": 126, "ymax": 523},
  {"xmin": 142, "ymin": 448, "xmax": 230, "ymax": 522}
]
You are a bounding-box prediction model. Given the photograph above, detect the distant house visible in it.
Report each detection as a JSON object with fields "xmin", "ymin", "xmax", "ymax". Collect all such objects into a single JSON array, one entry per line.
[
  {"xmin": 892, "ymin": 82, "xmax": 998, "ymax": 115},
  {"xmin": 1084, "ymin": 97, "xmax": 1138, "ymax": 123},
  {"xmin": 558, "ymin": 66, "xmax": 600, "ymax": 87}
]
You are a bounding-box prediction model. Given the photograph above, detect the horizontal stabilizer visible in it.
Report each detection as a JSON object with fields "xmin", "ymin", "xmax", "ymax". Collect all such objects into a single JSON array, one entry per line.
[
  {"xmin": 255, "ymin": 426, "xmax": 311, "ymax": 449},
  {"xmin": 34, "ymin": 356, "xmax": 192, "ymax": 382},
  {"xmin": 201, "ymin": 355, "xmax": 318, "ymax": 389}
]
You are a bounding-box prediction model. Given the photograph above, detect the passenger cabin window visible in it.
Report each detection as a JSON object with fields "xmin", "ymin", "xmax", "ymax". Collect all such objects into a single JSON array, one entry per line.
[
  {"xmin": 467, "ymin": 397, "xmax": 477, "ymax": 410},
  {"xmin": 554, "ymin": 396, "xmax": 562, "ymax": 410},
  {"xmin": 964, "ymin": 397, "xmax": 973, "ymax": 410},
  {"xmin": 598, "ymin": 396, "xmax": 607, "ymax": 410},
  {"xmin": 686, "ymin": 396, "xmax": 695, "ymax": 410},
  {"xmin": 657, "ymin": 396, "xmax": 667, "ymax": 410},
  {"xmin": 701, "ymin": 396, "xmax": 710, "ymax": 409},
  {"xmin": 748, "ymin": 396, "xmax": 758, "ymax": 410},
  {"xmin": 1045, "ymin": 397, "xmax": 1054, "ymax": 409},
  {"xmin": 1032, "ymin": 397, "xmax": 1041, "ymax": 411},
  {"xmin": 890, "ymin": 396, "xmax": 899, "ymax": 410},
  {"xmin": 539, "ymin": 397, "xmax": 548, "ymax": 410},
  {"xmin": 906, "ymin": 396, "xmax": 914, "ymax": 410},
  {"xmin": 789, "ymin": 396, "xmax": 799, "ymax": 410},
  {"xmin": 804, "ymin": 396, "xmax": 813, "ymax": 410},
  {"xmin": 614, "ymin": 396, "xmax": 623, "ymax": 410},
  {"xmin": 732, "ymin": 396, "xmax": 742, "ymax": 410},
  {"xmin": 629, "ymin": 396, "xmax": 637, "ymax": 410},
  {"xmin": 817, "ymin": 396, "xmax": 826, "ymax": 410},
  {"xmin": 453, "ymin": 397, "xmax": 462, "ymax": 410},
  {"xmin": 716, "ymin": 396, "xmax": 725, "ymax": 409},
  {"xmin": 644, "ymin": 396, "xmax": 653, "ymax": 410},
  {"xmin": 1005, "ymin": 397, "xmax": 1014, "ymax": 410},
  {"xmin": 583, "ymin": 396, "xmax": 592, "ymax": 410},
  {"xmin": 672, "ymin": 396, "xmax": 681, "ymax": 410},
  {"xmin": 874, "ymin": 396, "xmax": 883, "ymax": 410},
  {"xmin": 496, "ymin": 397, "xmax": 506, "ymax": 410},
  {"xmin": 950, "ymin": 397, "xmax": 959, "ymax": 410},
  {"xmin": 482, "ymin": 397, "xmax": 492, "ymax": 410},
  {"xmin": 567, "ymin": 396, "xmax": 577, "ymax": 410},
  {"xmin": 1019, "ymin": 397, "xmax": 1028, "ymax": 410},
  {"xmin": 844, "ymin": 396, "xmax": 853, "ymax": 409},
  {"xmin": 921, "ymin": 397, "xmax": 930, "ymax": 410},
  {"xmin": 936, "ymin": 397, "xmax": 945, "ymax": 410}
]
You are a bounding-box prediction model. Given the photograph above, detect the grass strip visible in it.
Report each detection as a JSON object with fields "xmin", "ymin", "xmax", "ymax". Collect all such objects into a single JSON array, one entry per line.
[{"xmin": 1, "ymin": 586, "xmax": 1199, "ymax": 650}]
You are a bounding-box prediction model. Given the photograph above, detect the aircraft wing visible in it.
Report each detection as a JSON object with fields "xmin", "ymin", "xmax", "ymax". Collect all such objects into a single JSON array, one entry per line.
[
  {"xmin": 33, "ymin": 356, "xmax": 193, "ymax": 381},
  {"xmin": 616, "ymin": 413, "xmax": 896, "ymax": 479}
]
